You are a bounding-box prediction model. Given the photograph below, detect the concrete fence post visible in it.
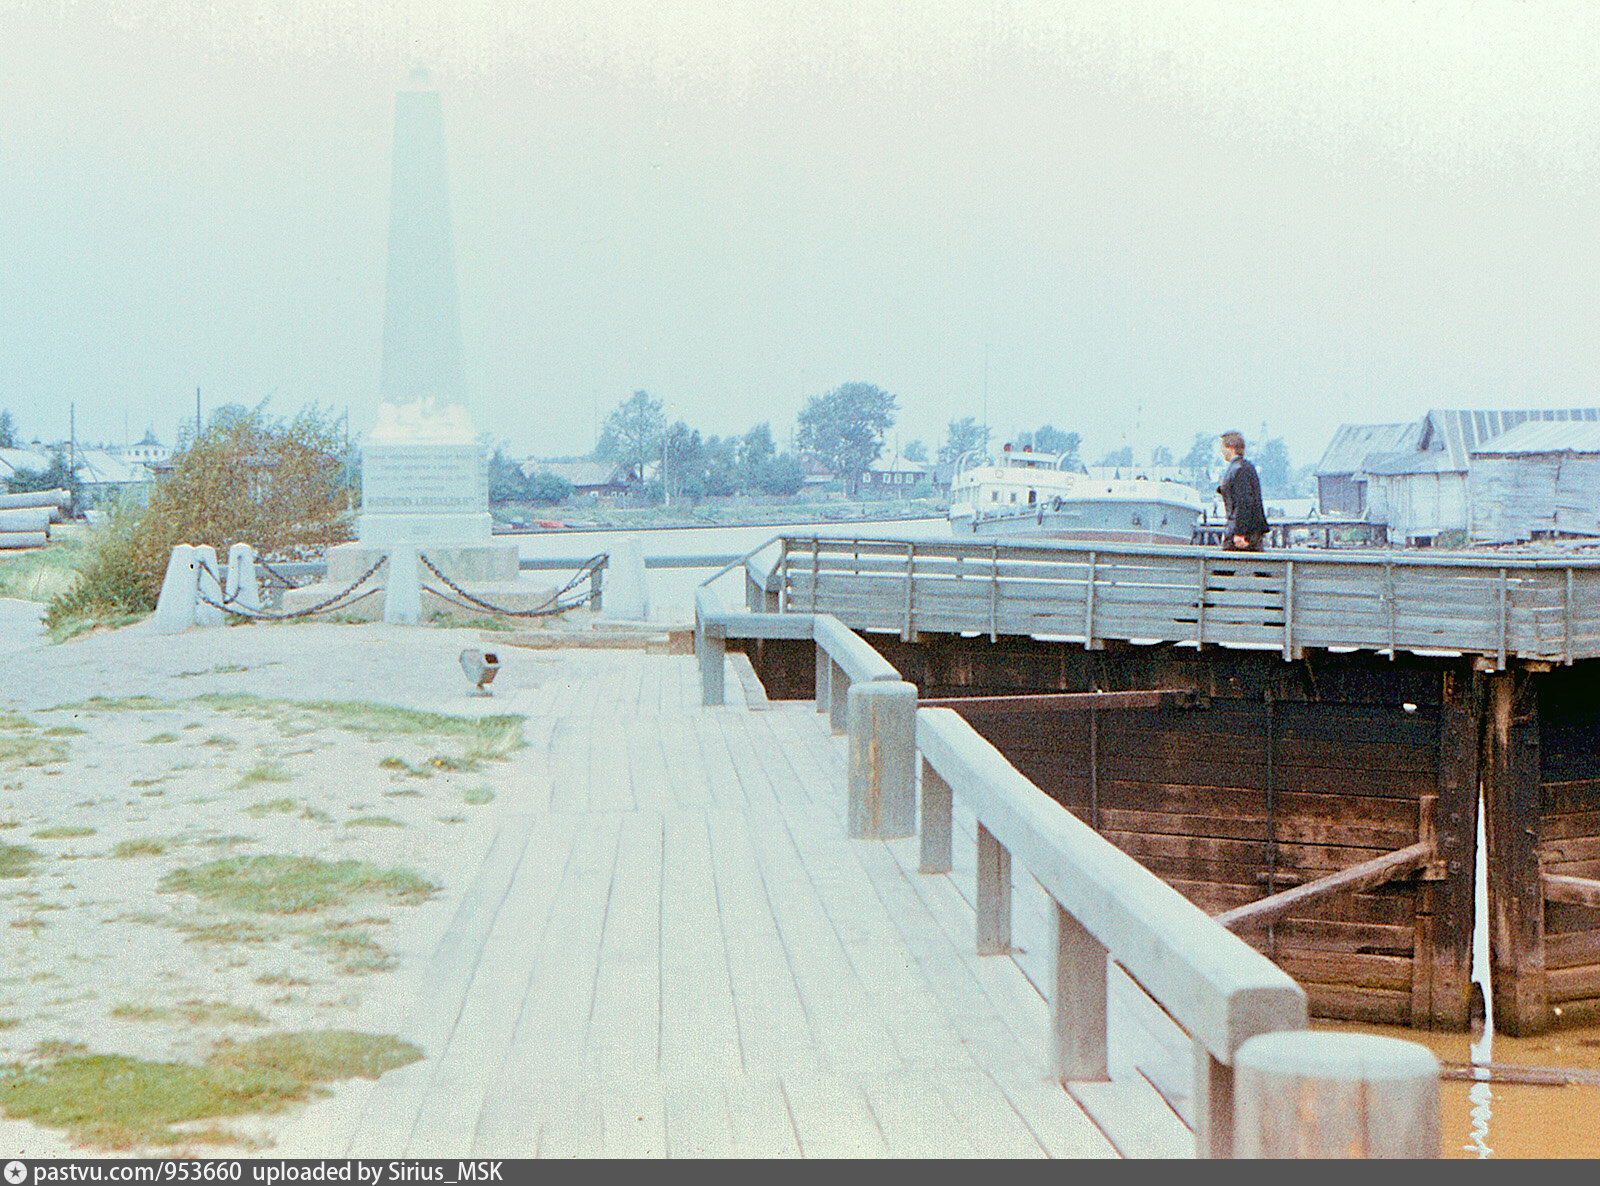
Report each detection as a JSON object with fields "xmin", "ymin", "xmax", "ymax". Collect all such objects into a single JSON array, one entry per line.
[
  {"xmin": 846, "ymin": 680, "xmax": 917, "ymax": 839},
  {"xmin": 154, "ymin": 545, "xmax": 199, "ymax": 634},
  {"xmin": 384, "ymin": 541, "xmax": 421, "ymax": 625},
  {"xmin": 193, "ymin": 545, "xmax": 225, "ymax": 627},
  {"xmin": 226, "ymin": 543, "xmax": 261, "ymax": 614},
  {"xmin": 1232, "ymin": 1031, "xmax": 1440, "ymax": 1158}
]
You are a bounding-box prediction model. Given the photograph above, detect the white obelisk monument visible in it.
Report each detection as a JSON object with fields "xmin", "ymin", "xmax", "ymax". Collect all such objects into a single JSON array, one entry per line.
[{"xmin": 294, "ymin": 71, "xmax": 535, "ymax": 618}]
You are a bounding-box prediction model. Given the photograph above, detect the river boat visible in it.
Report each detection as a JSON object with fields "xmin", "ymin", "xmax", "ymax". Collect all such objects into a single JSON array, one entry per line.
[{"xmin": 948, "ymin": 445, "xmax": 1206, "ymax": 546}]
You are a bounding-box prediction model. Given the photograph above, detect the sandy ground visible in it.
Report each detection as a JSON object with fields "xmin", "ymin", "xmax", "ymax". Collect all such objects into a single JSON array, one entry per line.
[{"xmin": 0, "ymin": 611, "xmax": 571, "ymax": 1158}]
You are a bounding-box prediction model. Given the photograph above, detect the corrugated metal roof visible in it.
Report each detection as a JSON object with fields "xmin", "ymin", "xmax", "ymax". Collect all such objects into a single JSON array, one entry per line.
[
  {"xmin": 1427, "ymin": 407, "xmax": 1600, "ymax": 469},
  {"xmin": 1468, "ymin": 418, "xmax": 1600, "ymax": 456},
  {"xmin": 1314, "ymin": 422, "xmax": 1420, "ymax": 476},
  {"xmin": 1362, "ymin": 449, "xmax": 1462, "ymax": 476}
]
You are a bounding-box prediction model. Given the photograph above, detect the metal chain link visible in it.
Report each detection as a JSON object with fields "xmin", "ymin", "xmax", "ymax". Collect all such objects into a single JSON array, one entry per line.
[
  {"xmin": 416, "ymin": 552, "xmax": 604, "ymax": 619},
  {"xmin": 194, "ymin": 554, "xmax": 389, "ymax": 621}
]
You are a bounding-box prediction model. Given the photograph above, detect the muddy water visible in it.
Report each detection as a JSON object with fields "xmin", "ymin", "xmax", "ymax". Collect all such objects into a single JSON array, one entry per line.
[{"xmin": 1314, "ymin": 1017, "xmax": 1600, "ymax": 1158}]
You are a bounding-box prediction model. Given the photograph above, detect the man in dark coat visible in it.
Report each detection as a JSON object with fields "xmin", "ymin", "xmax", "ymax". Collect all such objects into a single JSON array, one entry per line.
[{"xmin": 1217, "ymin": 431, "xmax": 1269, "ymax": 550}]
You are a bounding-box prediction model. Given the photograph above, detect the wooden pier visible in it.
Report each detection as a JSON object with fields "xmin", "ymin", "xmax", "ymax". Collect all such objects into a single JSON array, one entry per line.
[
  {"xmin": 336, "ymin": 649, "xmax": 1182, "ymax": 1158},
  {"xmin": 715, "ymin": 535, "xmax": 1600, "ymax": 1037}
]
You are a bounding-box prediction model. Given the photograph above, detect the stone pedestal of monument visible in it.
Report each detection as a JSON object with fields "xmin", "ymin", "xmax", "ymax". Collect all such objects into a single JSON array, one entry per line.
[{"xmin": 280, "ymin": 402, "xmax": 557, "ymax": 622}]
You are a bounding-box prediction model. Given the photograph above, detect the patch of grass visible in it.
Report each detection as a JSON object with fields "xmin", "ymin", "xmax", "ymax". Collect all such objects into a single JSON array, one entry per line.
[
  {"xmin": 110, "ymin": 1001, "xmax": 268, "ymax": 1027},
  {"xmin": 111, "ymin": 837, "xmax": 179, "ymax": 858},
  {"xmin": 191, "ymin": 694, "xmax": 525, "ymax": 760},
  {"xmin": 174, "ymin": 919, "xmax": 274, "ymax": 947},
  {"xmin": 426, "ymin": 613, "xmax": 515, "ymax": 633},
  {"xmin": 32, "ymin": 826, "xmax": 96, "ymax": 840},
  {"xmin": 196, "ymin": 835, "xmax": 255, "ymax": 849},
  {"xmin": 47, "ymin": 610, "xmax": 149, "ymax": 645},
  {"xmin": 305, "ymin": 927, "xmax": 395, "ymax": 975},
  {"xmin": 0, "ymin": 1018, "xmax": 18, "ymax": 1030},
  {"xmin": 202, "ymin": 735, "xmax": 238, "ymax": 749},
  {"xmin": 436, "ymin": 815, "xmax": 465, "ymax": 825},
  {"xmin": 300, "ymin": 806, "xmax": 332, "ymax": 824},
  {"xmin": 0, "ymin": 843, "xmax": 42, "ymax": 877},
  {"xmin": 243, "ymin": 799, "xmax": 298, "ymax": 818},
  {"xmin": 231, "ymin": 762, "xmax": 291, "ymax": 790},
  {"xmin": 461, "ymin": 786, "xmax": 494, "ymax": 806},
  {"xmin": 129, "ymin": 777, "xmax": 167, "ymax": 788},
  {"xmin": 425, "ymin": 755, "xmax": 479, "ymax": 773},
  {"xmin": 0, "ymin": 1049, "xmax": 299, "ymax": 1149},
  {"xmin": 49, "ymin": 695, "xmax": 171, "ymax": 713},
  {"xmin": 159, "ymin": 855, "xmax": 437, "ymax": 914},
  {"xmin": 253, "ymin": 972, "xmax": 312, "ymax": 988},
  {"xmin": 0, "ymin": 731, "xmax": 69, "ymax": 769},
  {"xmin": 209, "ymin": 1030, "xmax": 420, "ymax": 1086},
  {"xmin": 173, "ymin": 664, "xmax": 250, "ymax": 679},
  {"xmin": 43, "ymin": 725, "xmax": 86, "ymax": 737},
  {"xmin": 142, "ymin": 733, "xmax": 180, "ymax": 745},
  {"xmin": 377, "ymin": 756, "xmax": 408, "ymax": 770},
  {"xmin": 343, "ymin": 816, "xmax": 404, "ymax": 829},
  {"xmin": 383, "ymin": 789, "xmax": 424, "ymax": 799}
]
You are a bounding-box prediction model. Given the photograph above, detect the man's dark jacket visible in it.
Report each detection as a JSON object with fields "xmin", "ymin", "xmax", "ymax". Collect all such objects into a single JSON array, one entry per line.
[{"xmin": 1218, "ymin": 457, "xmax": 1269, "ymax": 538}]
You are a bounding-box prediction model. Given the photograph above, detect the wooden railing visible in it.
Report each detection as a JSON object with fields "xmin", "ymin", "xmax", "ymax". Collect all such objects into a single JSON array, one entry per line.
[
  {"xmin": 915, "ymin": 706, "xmax": 1309, "ymax": 1158},
  {"xmin": 767, "ymin": 535, "xmax": 1600, "ymax": 667}
]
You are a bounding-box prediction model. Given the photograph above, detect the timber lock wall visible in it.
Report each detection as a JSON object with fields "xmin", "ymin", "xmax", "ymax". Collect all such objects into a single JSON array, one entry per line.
[{"xmin": 729, "ymin": 538, "xmax": 1600, "ymax": 1035}]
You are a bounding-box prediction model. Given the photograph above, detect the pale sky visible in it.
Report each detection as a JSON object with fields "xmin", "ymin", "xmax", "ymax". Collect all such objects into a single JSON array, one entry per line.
[{"xmin": 3, "ymin": 1, "xmax": 1597, "ymax": 469}]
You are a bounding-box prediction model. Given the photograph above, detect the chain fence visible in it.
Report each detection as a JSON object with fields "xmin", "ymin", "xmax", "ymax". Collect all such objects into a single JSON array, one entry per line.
[{"xmin": 191, "ymin": 551, "xmax": 606, "ymax": 623}]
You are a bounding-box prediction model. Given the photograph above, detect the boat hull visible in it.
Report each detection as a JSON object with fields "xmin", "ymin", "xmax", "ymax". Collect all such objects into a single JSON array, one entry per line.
[{"xmin": 956, "ymin": 499, "xmax": 1202, "ymax": 547}]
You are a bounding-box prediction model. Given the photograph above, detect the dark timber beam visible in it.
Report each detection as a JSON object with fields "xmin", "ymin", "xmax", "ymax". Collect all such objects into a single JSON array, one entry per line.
[
  {"xmin": 1214, "ymin": 841, "xmax": 1433, "ymax": 932},
  {"xmin": 918, "ymin": 689, "xmax": 1198, "ymax": 716},
  {"xmin": 1484, "ymin": 669, "xmax": 1549, "ymax": 1036}
]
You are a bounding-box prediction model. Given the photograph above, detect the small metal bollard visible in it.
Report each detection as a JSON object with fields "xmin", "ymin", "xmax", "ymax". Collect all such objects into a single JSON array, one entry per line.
[
  {"xmin": 1233, "ymin": 1030, "xmax": 1441, "ymax": 1158},
  {"xmin": 460, "ymin": 649, "xmax": 500, "ymax": 695}
]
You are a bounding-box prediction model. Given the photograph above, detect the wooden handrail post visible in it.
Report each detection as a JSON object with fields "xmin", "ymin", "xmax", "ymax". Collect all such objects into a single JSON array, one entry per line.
[
  {"xmin": 919, "ymin": 757, "xmax": 953, "ymax": 874},
  {"xmin": 1052, "ymin": 903, "xmax": 1108, "ymax": 1082},
  {"xmin": 976, "ymin": 823, "xmax": 1012, "ymax": 955},
  {"xmin": 829, "ymin": 659, "xmax": 849, "ymax": 734},
  {"xmin": 814, "ymin": 641, "xmax": 831, "ymax": 715},
  {"xmin": 846, "ymin": 680, "xmax": 917, "ymax": 840},
  {"xmin": 1194, "ymin": 1048, "xmax": 1236, "ymax": 1159}
]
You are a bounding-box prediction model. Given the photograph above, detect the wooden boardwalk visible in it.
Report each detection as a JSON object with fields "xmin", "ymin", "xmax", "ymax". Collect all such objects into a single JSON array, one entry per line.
[{"xmin": 336, "ymin": 649, "xmax": 1191, "ymax": 1158}]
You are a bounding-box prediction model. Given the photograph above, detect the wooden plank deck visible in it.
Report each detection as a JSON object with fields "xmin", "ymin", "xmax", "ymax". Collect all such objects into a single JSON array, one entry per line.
[{"xmin": 337, "ymin": 649, "xmax": 1180, "ymax": 1158}]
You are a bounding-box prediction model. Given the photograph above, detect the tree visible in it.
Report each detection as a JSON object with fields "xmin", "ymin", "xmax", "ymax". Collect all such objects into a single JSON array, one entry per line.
[
  {"xmin": 701, "ymin": 434, "xmax": 740, "ymax": 497},
  {"xmin": 939, "ymin": 416, "xmax": 990, "ymax": 464},
  {"xmin": 1150, "ymin": 445, "xmax": 1174, "ymax": 468},
  {"xmin": 1180, "ymin": 432, "xmax": 1215, "ymax": 483},
  {"xmin": 6, "ymin": 447, "xmax": 81, "ymax": 502},
  {"xmin": 595, "ymin": 390, "xmax": 664, "ymax": 485},
  {"xmin": 752, "ymin": 453, "xmax": 804, "ymax": 497},
  {"xmin": 525, "ymin": 471, "xmax": 573, "ymax": 505},
  {"xmin": 0, "ymin": 410, "xmax": 14, "ymax": 449},
  {"xmin": 486, "ymin": 446, "xmax": 528, "ymax": 505},
  {"xmin": 902, "ymin": 439, "xmax": 928, "ymax": 462},
  {"xmin": 1098, "ymin": 446, "xmax": 1134, "ymax": 469},
  {"xmin": 1256, "ymin": 437, "xmax": 1293, "ymax": 498},
  {"xmin": 796, "ymin": 381, "xmax": 897, "ymax": 496},
  {"xmin": 1034, "ymin": 426, "xmax": 1081, "ymax": 469}
]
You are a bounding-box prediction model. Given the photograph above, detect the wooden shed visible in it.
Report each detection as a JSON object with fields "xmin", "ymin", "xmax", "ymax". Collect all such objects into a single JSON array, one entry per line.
[{"xmin": 1470, "ymin": 420, "xmax": 1600, "ymax": 544}]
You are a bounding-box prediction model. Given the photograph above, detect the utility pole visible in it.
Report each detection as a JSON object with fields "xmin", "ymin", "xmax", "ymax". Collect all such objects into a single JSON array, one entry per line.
[
  {"xmin": 196, "ymin": 387, "xmax": 202, "ymax": 438},
  {"xmin": 69, "ymin": 403, "xmax": 76, "ymax": 472}
]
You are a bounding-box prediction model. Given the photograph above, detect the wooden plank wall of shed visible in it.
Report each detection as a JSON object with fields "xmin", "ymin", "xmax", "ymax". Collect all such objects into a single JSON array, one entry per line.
[{"xmin": 1537, "ymin": 665, "xmax": 1600, "ymax": 1027}]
